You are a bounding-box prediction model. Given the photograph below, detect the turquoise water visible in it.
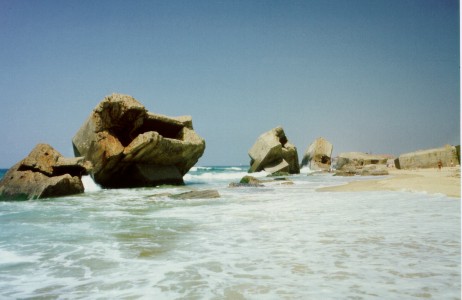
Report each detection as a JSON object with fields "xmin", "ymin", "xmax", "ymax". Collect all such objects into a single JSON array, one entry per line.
[{"xmin": 0, "ymin": 166, "xmax": 460, "ymax": 299}]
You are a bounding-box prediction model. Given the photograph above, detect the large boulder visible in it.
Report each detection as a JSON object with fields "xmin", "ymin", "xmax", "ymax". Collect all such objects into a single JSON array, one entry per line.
[
  {"xmin": 0, "ymin": 144, "xmax": 92, "ymax": 200},
  {"xmin": 335, "ymin": 152, "xmax": 390, "ymax": 170},
  {"xmin": 301, "ymin": 137, "xmax": 333, "ymax": 171},
  {"xmin": 397, "ymin": 145, "xmax": 459, "ymax": 169},
  {"xmin": 334, "ymin": 152, "xmax": 392, "ymax": 176},
  {"xmin": 248, "ymin": 127, "xmax": 300, "ymax": 174},
  {"xmin": 72, "ymin": 94, "xmax": 205, "ymax": 188}
]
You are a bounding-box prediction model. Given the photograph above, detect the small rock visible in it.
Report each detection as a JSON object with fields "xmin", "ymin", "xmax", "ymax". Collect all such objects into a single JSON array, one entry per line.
[
  {"xmin": 170, "ymin": 189, "xmax": 220, "ymax": 199},
  {"xmin": 240, "ymin": 175, "xmax": 263, "ymax": 184},
  {"xmin": 228, "ymin": 182, "xmax": 264, "ymax": 188}
]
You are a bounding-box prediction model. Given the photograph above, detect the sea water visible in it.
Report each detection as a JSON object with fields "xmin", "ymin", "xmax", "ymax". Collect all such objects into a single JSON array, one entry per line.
[{"xmin": 0, "ymin": 166, "xmax": 460, "ymax": 299}]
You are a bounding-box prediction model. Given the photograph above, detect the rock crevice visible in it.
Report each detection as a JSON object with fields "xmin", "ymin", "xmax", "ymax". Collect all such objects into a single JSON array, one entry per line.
[
  {"xmin": 0, "ymin": 144, "xmax": 91, "ymax": 200},
  {"xmin": 72, "ymin": 94, "xmax": 205, "ymax": 188}
]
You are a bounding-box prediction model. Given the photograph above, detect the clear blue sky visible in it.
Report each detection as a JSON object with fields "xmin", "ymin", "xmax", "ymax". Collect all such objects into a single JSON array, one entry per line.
[{"xmin": 0, "ymin": 0, "xmax": 459, "ymax": 167}]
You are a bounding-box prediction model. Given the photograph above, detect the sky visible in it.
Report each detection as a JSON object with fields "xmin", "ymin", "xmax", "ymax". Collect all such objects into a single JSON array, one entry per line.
[{"xmin": 0, "ymin": 0, "xmax": 459, "ymax": 167}]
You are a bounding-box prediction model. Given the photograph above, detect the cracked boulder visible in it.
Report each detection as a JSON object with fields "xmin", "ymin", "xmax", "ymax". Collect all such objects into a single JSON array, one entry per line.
[
  {"xmin": 301, "ymin": 137, "xmax": 333, "ymax": 171},
  {"xmin": 72, "ymin": 94, "xmax": 205, "ymax": 188},
  {"xmin": 248, "ymin": 126, "xmax": 300, "ymax": 175},
  {"xmin": 0, "ymin": 144, "xmax": 92, "ymax": 200}
]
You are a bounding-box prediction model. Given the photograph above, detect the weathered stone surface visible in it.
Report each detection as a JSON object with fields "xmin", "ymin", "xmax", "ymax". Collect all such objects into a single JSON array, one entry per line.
[
  {"xmin": 359, "ymin": 164, "xmax": 389, "ymax": 176},
  {"xmin": 72, "ymin": 94, "xmax": 205, "ymax": 188},
  {"xmin": 0, "ymin": 144, "xmax": 91, "ymax": 200},
  {"xmin": 397, "ymin": 145, "xmax": 459, "ymax": 169},
  {"xmin": 263, "ymin": 159, "xmax": 290, "ymax": 174},
  {"xmin": 333, "ymin": 169, "xmax": 356, "ymax": 177},
  {"xmin": 334, "ymin": 164, "xmax": 389, "ymax": 176},
  {"xmin": 456, "ymin": 145, "xmax": 461, "ymax": 164},
  {"xmin": 333, "ymin": 152, "xmax": 392, "ymax": 176},
  {"xmin": 386, "ymin": 159, "xmax": 396, "ymax": 168},
  {"xmin": 335, "ymin": 152, "xmax": 390, "ymax": 170},
  {"xmin": 282, "ymin": 142, "xmax": 299, "ymax": 174},
  {"xmin": 248, "ymin": 127, "xmax": 300, "ymax": 175},
  {"xmin": 301, "ymin": 137, "xmax": 333, "ymax": 171}
]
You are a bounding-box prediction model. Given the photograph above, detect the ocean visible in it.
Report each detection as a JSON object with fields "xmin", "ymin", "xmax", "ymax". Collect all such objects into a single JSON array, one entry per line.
[{"xmin": 0, "ymin": 166, "xmax": 460, "ymax": 299}]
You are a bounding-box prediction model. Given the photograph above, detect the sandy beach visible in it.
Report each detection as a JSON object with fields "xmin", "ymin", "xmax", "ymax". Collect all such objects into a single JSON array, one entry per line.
[{"xmin": 318, "ymin": 166, "xmax": 461, "ymax": 198}]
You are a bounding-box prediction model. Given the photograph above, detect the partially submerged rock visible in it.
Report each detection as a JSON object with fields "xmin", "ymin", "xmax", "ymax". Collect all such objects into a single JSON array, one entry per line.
[
  {"xmin": 0, "ymin": 144, "xmax": 91, "ymax": 200},
  {"xmin": 248, "ymin": 127, "xmax": 300, "ymax": 175},
  {"xmin": 229, "ymin": 175, "xmax": 265, "ymax": 187},
  {"xmin": 170, "ymin": 189, "xmax": 220, "ymax": 200},
  {"xmin": 229, "ymin": 182, "xmax": 264, "ymax": 188},
  {"xmin": 397, "ymin": 145, "xmax": 459, "ymax": 169},
  {"xmin": 239, "ymin": 175, "xmax": 263, "ymax": 185},
  {"xmin": 301, "ymin": 137, "xmax": 333, "ymax": 172},
  {"xmin": 228, "ymin": 174, "xmax": 293, "ymax": 187},
  {"xmin": 72, "ymin": 94, "xmax": 205, "ymax": 188},
  {"xmin": 266, "ymin": 171, "xmax": 290, "ymax": 177},
  {"xmin": 148, "ymin": 189, "xmax": 220, "ymax": 200}
]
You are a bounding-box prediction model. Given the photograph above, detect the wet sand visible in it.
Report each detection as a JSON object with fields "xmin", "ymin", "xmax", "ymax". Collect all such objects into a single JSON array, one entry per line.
[{"xmin": 318, "ymin": 167, "xmax": 461, "ymax": 198}]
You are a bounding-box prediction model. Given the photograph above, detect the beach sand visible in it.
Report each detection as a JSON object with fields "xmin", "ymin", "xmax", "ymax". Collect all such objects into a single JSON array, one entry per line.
[{"xmin": 318, "ymin": 166, "xmax": 461, "ymax": 198}]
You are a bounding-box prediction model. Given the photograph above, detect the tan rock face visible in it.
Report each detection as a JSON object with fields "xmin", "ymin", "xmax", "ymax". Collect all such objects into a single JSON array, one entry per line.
[
  {"xmin": 248, "ymin": 126, "xmax": 300, "ymax": 174},
  {"xmin": 301, "ymin": 137, "xmax": 333, "ymax": 171},
  {"xmin": 332, "ymin": 152, "xmax": 392, "ymax": 177},
  {"xmin": 397, "ymin": 145, "xmax": 459, "ymax": 169},
  {"xmin": 335, "ymin": 152, "xmax": 390, "ymax": 170},
  {"xmin": 72, "ymin": 94, "xmax": 205, "ymax": 188},
  {"xmin": 0, "ymin": 144, "xmax": 91, "ymax": 200}
]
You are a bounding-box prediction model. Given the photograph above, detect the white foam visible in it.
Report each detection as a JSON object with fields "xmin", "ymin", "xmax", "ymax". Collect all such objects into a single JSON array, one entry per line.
[
  {"xmin": 184, "ymin": 171, "xmax": 249, "ymax": 183},
  {"xmin": 82, "ymin": 175, "xmax": 102, "ymax": 192},
  {"xmin": 190, "ymin": 166, "xmax": 213, "ymax": 172},
  {"xmin": 0, "ymin": 249, "xmax": 38, "ymax": 265},
  {"xmin": 0, "ymin": 168, "xmax": 459, "ymax": 299},
  {"xmin": 300, "ymin": 166, "xmax": 315, "ymax": 174},
  {"xmin": 184, "ymin": 170, "xmax": 268, "ymax": 184},
  {"xmin": 225, "ymin": 167, "xmax": 244, "ymax": 171}
]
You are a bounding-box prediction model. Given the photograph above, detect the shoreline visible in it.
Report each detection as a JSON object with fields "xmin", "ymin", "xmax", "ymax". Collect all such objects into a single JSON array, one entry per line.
[{"xmin": 317, "ymin": 167, "xmax": 461, "ymax": 198}]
